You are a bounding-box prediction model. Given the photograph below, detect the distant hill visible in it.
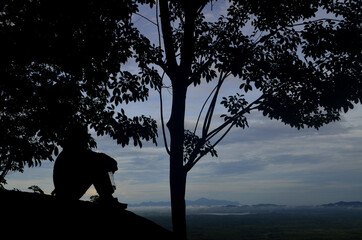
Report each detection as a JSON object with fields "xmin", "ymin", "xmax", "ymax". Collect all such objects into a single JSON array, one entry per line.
[
  {"xmin": 130, "ymin": 200, "xmax": 171, "ymax": 207},
  {"xmin": 187, "ymin": 198, "xmax": 240, "ymax": 206},
  {"xmin": 0, "ymin": 189, "xmax": 174, "ymax": 239},
  {"xmin": 321, "ymin": 201, "xmax": 362, "ymax": 208},
  {"xmin": 130, "ymin": 198, "xmax": 240, "ymax": 207},
  {"xmin": 129, "ymin": 198, "xmax": 362, "ymax": 209}
]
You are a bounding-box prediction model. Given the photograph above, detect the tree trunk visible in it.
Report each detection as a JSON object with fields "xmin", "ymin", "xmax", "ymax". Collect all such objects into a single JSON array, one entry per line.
[
  {"xmin": 170, "ymin": 160, "xmax": 187, "ymax": 240},
  {"xmin": 167, "ymin": 82, "xmax": 188, "ymax": 239}
]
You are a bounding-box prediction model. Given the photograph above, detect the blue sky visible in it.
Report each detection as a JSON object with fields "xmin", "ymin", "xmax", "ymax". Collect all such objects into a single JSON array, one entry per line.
[{"xmin": 5, "ymin": 1, "xmax": 362, "ymax": 206}]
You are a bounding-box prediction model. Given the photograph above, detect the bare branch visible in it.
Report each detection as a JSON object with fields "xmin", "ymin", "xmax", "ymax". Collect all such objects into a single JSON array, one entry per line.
[
  {"xmin": 134, "ymin": 12, "xmax": 158, "ymax": 26},
  {"xmin": 211, "ymin": 123, "xmax": 234, "ymax": 150},
  {"xmin": 158, "ymin": 72, "xmax": 170, "ymax": 155},
  {"xmin": 202, "ymin": 71, "xmax": 228, "ymax": 138},
  {"xmin": 193, "ymin": 83, "xmax": 218, "ymax": 134}
]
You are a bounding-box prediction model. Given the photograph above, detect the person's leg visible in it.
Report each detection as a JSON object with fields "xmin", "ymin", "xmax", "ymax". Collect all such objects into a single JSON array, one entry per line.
[
  {"xmin": 92, "ymin": 171, "xmax": 127, "ymax": 209},
  {"xmin": 55, "ymin": 175, "xmax": 93, "ymax": 200},
  {"xmin": 92, "ymin": 171, "xmax": 114, "ymax": 198},
  {"xmin": 53, "ymin": 150, "xmax": 94, "ymax": 200}
]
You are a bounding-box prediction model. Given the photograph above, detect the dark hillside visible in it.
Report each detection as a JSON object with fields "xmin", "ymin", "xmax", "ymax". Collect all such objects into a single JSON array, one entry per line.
[{"xmin": 0, "ymin": 189, "xmax": 174, "ymax": 239}]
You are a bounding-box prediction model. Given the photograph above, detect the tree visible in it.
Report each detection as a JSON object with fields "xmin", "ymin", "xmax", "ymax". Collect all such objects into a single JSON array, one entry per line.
[
  {"xmin": 0, "ymin": 0, "xmax": 158, "ymax": 184},
  {"xmin": 133, "ymin": 0, "xmax": 361, "ymax": 238}
]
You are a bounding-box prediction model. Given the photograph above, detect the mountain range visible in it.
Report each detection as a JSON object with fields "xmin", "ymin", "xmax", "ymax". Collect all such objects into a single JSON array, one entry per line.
[
  {"xmin": 321, "ymin": 201, "xmax": 362, "ymax": 208},
  {"xmin": 129, "ymin": 198, "xmax": 362, "ymax": 208},
  {"xmin": 129, "ymin": 198, "xmax": 240, "ymax": 207}
]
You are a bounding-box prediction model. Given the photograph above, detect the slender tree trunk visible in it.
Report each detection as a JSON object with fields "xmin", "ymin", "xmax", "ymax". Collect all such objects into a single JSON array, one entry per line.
[{"xmin": 167, "ymin": 81, "xmax": 188, "ymax": 239}]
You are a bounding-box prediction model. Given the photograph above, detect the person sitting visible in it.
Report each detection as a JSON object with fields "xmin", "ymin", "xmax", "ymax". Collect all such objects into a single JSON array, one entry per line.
[{"xmin": 52, "ymin": 124, "xmax": 127, "ymax": 209}]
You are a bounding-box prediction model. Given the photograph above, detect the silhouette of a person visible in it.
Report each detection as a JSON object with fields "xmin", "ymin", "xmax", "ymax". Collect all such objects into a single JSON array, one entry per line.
[{"xmin": 53, "ymin": 125, "xmax": 127, "ymax": 209}]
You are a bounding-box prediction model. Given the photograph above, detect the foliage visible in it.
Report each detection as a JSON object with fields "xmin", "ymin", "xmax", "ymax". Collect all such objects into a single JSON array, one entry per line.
[
  {"xmin": 137, "ymin": 0, "xmax": 361, "ymax": 168},
  {"xmin": 90, "ymin": 194, "xmax": 100, "ymax": 203},
  {"xmin": 0, "ymin": 0, "xmax": 158, "ymax": 181},
  {"xmin": 183, "ymin": 130, "xmax": 217, "ymax": 164},
  {"xmin": 28, "ymin": 185, "xmax": 44, "ymax": 194}
]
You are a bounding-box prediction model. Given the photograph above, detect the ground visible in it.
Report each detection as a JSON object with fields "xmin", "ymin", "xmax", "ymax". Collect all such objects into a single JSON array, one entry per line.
[{"xmin": 0, "ymin": 189, "xmax": 174, "ymax": 239}]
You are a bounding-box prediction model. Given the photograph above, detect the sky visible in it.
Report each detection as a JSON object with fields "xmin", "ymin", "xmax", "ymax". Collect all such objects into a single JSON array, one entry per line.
[{"xmin": 5, "ymin": 1, "xmax": 362, "ymax": 206}]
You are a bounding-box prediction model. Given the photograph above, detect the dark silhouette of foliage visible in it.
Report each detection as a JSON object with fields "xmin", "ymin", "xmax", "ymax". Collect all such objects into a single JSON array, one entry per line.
[
  {"xmin": 129, "ymin": 0, "xmax": 361, "ymax": 238},
  {"xmin": 90, "ymin": 194, "xmax": 100, "ymax": 203},
  {"xmin": 28, "ymin": 185, "xmax": 44, "ymax": 194},
  {"xmin": 0, "ymin": 0, "xmax": 158, "ymax": 184}
]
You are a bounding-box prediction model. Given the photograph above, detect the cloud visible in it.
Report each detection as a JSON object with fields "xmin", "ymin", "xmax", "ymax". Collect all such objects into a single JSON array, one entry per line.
[
  {"xmin": 182, "ymin": 105, "xmax": 362, "ymax": 204},
  {"xmin": 5, "ymin": 87, "xmax": 362, "ymax": 205}
]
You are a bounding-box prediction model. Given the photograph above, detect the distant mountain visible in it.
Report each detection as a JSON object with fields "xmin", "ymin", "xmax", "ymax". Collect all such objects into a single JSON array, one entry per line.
[
  {"xmin": 130, "ymin": 198, "xmax": 240, "ymax": 207},
  {"xmin": 252, "ymin": 203, "xmax": 285, "ymax": 208},
  {"xmin": 187, "ymin": 198, "xmax": 240, "ymax": 206},
  {"xmin": 321, "ymin": 201, "xmax": 362, "ymax": 208},
  {"xmin": 130, "ymin": 201, "xmax": 171, "ymax": 207},
  {"xmin": 129, "ymin": 198, "xmax": 362, "ymax": 208}
]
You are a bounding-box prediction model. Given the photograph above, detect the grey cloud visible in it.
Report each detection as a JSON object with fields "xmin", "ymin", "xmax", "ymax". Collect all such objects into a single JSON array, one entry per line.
[
  {"xmin": 269, "ymin": 154, "xmax": 328, "ymax": 165},
  {"xmin": 195, "ymin": 158, "xmax": 267, "ymax": 177}
]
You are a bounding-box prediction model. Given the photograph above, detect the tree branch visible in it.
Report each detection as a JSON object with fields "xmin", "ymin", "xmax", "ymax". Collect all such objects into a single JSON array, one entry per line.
[
  {"xmin": 205, "ymin": 95, "xmax": 264, "ymax": 142},
  {"xmin": 185, "ymin": 123, "xmax": 234, "ymax": 172},
  {"xmin": 288, "ymin": 18, "xmax": 343, "ymax": 27},
  {"xmin": 193, "ymin": 81, "xmax": 218, "ymax": 134},
  {"xmin": 159, "ymin": 0, "xmax": 178, "ymax": 77},
  {"xmin": 156, "ymin": 0, "xmax": 162, "ymax": 49},
  {"xmin": 202, "ymin": 71, "xmax": 228, "ymax": 138},
  {"xmin": 134, "ymin": 12, "xmax": 157, "ymax": 26},
  {"xmin": 254, "ymin": 18, "xmax": 343, "ymax": 46},
  {"xmin": 158, "ymin": 72, "xmax": 170, "ymax": 155},
  {"xmin": 180, "ymin": 7, "xmax": 197, "ymax": 77}
]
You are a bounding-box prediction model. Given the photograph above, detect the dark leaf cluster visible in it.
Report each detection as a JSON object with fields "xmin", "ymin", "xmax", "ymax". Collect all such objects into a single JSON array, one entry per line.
[
  {"xmin": 108, "ymin": 110, "xmax": 158, "ymax": 148},
  {"xmin": 221, "ymin": 94, "xmax": 250, "ymax": 129},
  {"xmin": 28, "ymin": 185, "xmax": 44, "ymax": 194},
  {"xmin": 183, "ymin": 130, "xmax": 217, "ymax": 165},
  {"xmin": 0, "ymin": 0, "xmax": 159, "ymax": 179},
  {"xmin": 188, "ymin": 0, "xmax": 361, "ymax": 130}
]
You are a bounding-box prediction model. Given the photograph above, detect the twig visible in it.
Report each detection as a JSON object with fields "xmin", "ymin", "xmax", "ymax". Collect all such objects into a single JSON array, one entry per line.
[{"xmin": 134, "ymin": 12, "xmax": 158, "ymax": 26}]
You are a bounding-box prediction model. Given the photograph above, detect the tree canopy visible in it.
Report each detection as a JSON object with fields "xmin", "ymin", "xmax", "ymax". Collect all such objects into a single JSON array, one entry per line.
[
  {"xmin": 0, "ymin": 0, "xmax": 159, "ymax": 183},
  {"xmin": 130, "ymin": 0, "xmax": 361, "ymax": 238},
  {"xmin": 152, "ymin": 0, "xmax": 361, "ymax": 167}
]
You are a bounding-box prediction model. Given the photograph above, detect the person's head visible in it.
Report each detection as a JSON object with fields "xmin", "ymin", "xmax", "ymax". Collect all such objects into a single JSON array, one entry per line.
[{"xmin": 60, "ymin": 124, "xmax": 95, "ymax": 150}]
